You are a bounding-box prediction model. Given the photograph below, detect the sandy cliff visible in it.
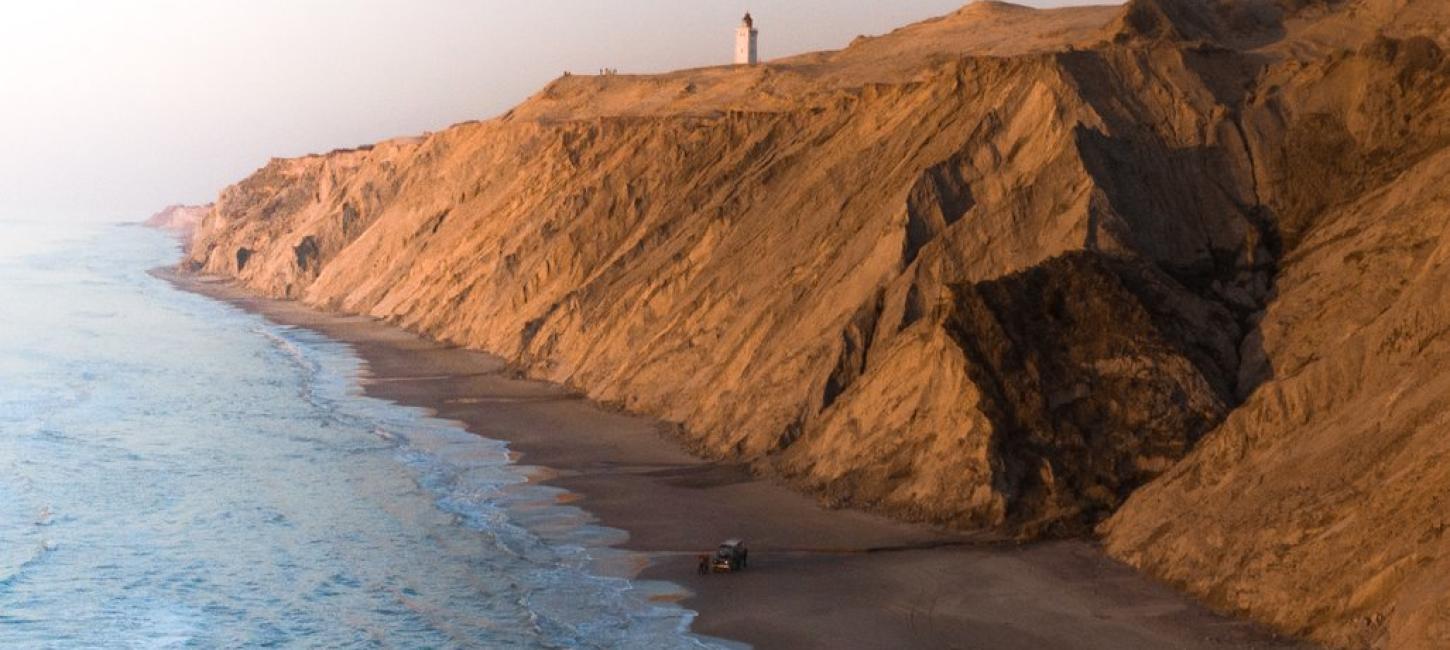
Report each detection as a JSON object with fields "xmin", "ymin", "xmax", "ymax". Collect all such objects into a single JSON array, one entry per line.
[
  {"xmin": 1100, "ymin": 7, "xmax": 1450, "ymax": 648},
  {"xmin": 144, "ymin": 204, "xmax": 212, "ymax": 237},
  {"xmin": 186, "ymin": 1, "xmax": 1450, "ymax": 646}
]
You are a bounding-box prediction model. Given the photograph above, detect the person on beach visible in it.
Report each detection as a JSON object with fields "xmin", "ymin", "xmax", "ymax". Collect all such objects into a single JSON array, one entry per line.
[{"xmin": 697, "ymin": 554, "xmax": 709, "ymax": 575}]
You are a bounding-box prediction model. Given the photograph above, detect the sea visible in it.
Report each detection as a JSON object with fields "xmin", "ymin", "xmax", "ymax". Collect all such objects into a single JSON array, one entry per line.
[{"xmin": 0, "ymin": 218, "xmax": 725, "ymax": 649}]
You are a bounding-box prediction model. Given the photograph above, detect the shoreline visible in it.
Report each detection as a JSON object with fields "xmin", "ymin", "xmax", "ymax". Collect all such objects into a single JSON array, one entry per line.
[{"xmin": 159, "ymin": 269, "xmax": 1307, "ymax": 649}]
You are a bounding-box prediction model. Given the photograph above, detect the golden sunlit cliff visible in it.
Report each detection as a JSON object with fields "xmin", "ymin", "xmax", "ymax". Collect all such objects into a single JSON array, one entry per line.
[{"xmin": 184, "ymin": 1, "xmax": 1450, "ymax": 646}]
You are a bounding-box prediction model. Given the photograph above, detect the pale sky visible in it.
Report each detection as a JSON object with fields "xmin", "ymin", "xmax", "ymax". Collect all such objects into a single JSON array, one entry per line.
[{"xmin": 0, "ymin": 1, "xmax": 1116, "ymax": 222}]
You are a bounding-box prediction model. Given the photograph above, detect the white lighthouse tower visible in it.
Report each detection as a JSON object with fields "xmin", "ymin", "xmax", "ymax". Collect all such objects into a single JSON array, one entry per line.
[{"xmin": 735, "ymin": 12, "xmax": 758, "ymax": 65}]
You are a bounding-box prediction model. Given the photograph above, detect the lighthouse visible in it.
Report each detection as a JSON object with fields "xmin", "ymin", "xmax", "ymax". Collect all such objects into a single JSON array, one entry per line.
[{"xmin": 735, "ymin": 12, "xmax": 758, "ymax": 65}]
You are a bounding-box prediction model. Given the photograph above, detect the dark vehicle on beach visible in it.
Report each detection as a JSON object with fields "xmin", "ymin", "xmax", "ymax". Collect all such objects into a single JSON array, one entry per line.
[{"xmin": 710, "ymin": 539, "xmax": 748, "ymax": 573}]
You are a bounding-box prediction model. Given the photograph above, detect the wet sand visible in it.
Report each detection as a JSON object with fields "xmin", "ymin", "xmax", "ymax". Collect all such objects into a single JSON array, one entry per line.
[{"xmin": 162, "ymin": 271, "xmax": 1307, "ymax": 650}]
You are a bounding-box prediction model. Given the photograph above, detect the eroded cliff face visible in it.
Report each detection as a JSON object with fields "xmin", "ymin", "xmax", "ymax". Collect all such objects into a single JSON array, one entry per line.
[
  {"xmin": 188, "ymin": 36, "xmax": 1259, "ymax": 533},
  {"xmin": 1102, "ymin": 18, "xmax": 1450, "ymax": 650},
  {"xmin": 186, "ymin": 1, "xmax": 1450, "ymax": 646}
]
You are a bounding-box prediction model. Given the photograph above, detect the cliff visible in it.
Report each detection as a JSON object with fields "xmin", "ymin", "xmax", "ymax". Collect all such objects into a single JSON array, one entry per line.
[
  {"xmin": 144, "ymin": 204, "xmax": 212, "ymax": 237},
  {"xmin": 185, "ymin": 1, "xmax": 1450, "ymax": 647}
]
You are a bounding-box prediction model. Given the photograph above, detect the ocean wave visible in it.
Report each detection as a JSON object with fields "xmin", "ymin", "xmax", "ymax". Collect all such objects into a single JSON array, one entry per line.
[
  {"xmin": 0, "ymin": 539, "xmax": 57, "ymax": 592},
  {"xmin": 0, "ymin": 224, "xmax": 722, "ymax": 648},
  {"xmin": 279, "ymin": 327, "xmax": 719, "ymax": 648}
]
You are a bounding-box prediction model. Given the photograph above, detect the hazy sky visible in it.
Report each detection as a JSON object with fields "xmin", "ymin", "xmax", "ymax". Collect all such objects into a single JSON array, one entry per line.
[{"xmin": 0, "ymin": 1, "xmax": 1116, "ymax": 222}]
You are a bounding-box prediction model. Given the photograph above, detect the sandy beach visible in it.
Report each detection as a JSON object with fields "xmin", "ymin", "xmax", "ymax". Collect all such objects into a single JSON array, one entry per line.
[{"xmin": 161, "ymin": 271, "xmax": 1305, "ymax": 650}]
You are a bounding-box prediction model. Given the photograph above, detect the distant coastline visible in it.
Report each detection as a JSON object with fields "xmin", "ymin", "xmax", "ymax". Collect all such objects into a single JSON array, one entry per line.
[{"xmin": 142, "ymin": 204, "xmax": 211, "ymax": 239}]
